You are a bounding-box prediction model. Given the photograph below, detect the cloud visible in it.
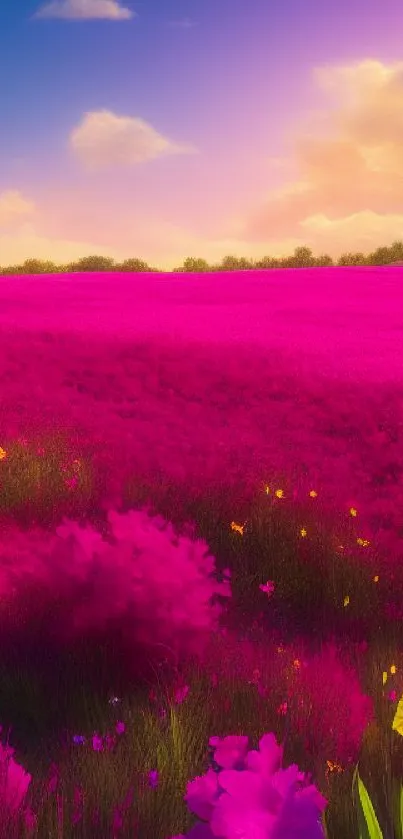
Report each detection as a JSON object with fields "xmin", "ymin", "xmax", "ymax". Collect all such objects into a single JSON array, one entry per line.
[
  {"xmin": 0, "ymin": 191, "xmax": 36, "ymax": 227},
  {"xmin": 0, "ymin": 223, "xmax": 128, "ymax": 267},
  {"xmin": 69, "ymin": 110, "xmax": 198, "ymax": 169},
  {"xmin": 33, "ymin": 0, "xmax": 134, "ymax": 21},
  {"xmin": 243, "ymin": 59, "xmax": 403, "ymax": 255}
]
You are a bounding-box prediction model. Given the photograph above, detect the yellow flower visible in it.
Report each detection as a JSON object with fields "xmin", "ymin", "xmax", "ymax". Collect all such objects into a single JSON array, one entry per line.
[
  {"xmin": 391, "ymin": 665, "xmax": 397, "ymax": 675},
  {"xmin": 275, "ymin": 489, "xmax": 284, "ymax": 498},
  {"xmin": 309, "ymin": 490, "xmax": 318, "ymax": 498},
  {"xmin": 349, "ymin": 507, "xmax": 358, "ymax": 517},
  {"xmin": 373, "ymin": 575, "xmax": 379, "ymax": 583},
  {"xmin": 300, "ymin": 528, "xmax": 307, "ymax": 537},
  {"xmin": 343, "ymin": 596, "xmax": 350, "ymax": 607},
  {"xmin": 383, "ymin": 671, "xmax": 388, "ymax": 685},
  {"xmin": 0, "ymin": 447, "xmax": 7, "ymax": 460},
  {"xmin": 230, "ymin": 521, "xmax": 245, "ymax": 536}
]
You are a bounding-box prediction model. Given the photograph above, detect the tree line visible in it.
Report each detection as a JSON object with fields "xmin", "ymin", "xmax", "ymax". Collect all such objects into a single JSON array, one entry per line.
[{"xmin": 1, "ymin": 241, "xmax": 403, "ymax": 275}]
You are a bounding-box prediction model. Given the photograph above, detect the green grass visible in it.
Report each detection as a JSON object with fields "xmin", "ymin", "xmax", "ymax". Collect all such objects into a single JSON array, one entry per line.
[{"xmin": 0, "ymin": 432, "xmax": 401, "ymax": 837}]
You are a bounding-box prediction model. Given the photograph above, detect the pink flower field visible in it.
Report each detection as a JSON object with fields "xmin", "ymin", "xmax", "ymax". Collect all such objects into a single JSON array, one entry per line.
[{"xmin": 0, "ymin": 266, "xmax": 402, "ymax": 837}]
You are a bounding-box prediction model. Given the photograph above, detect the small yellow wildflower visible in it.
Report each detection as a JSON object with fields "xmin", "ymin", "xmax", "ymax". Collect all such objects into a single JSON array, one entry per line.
[
  {"xmin": 309, "ymin": 490, "xmax": 318, "ymax": 498},
  {"xmin": 0, "ymin": 447, "xmax": 7, "ymax": 461},
  {"xmin": 391, "ymin": 665, "xmax": 397, "ymax": 675},
  {"xmin": 230, "ymin": 521, "xmax": 245, "ymax": 536},
  {"xmin": 343, "ymin": 596, "xmax": 350, "ymax": 607},
  {"xmin": 349, "ymin": 507, "xmax": 357, "ymax": 517},
  {"xmin": 275, "ymin": 489, "xmax": 284, "ymax": 498},
  {"xmin": 373, "ymin": 575, "xmax": 379, "ymax": 583},
  {"xmin": 300, "ymin": 528, "xmax": 307, "ymax": 537},
  {"xmin": 383, "ymin": 671, "xmax": 388, "ymax": 686}
]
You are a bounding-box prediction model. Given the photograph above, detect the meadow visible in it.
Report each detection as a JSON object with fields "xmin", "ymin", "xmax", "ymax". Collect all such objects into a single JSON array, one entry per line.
[{"xmin": 0, "ymin": 266, "xmax": 402, "ymax": 837}]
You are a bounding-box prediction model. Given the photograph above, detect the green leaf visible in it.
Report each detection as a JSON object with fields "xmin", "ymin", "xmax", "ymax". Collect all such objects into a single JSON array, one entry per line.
[
  {"xmin": 356, "ymin": 771, "xmax": 383, "ymax": 839},
  {"xmin": 392, "ymin": 695, "xmax": 403, "ymax": 735}
]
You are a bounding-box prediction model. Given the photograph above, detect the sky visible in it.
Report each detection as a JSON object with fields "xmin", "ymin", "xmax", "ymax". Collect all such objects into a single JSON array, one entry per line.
[{"xmin": 1, "ymin": 0, "xmax": 403, "ymax": 270}]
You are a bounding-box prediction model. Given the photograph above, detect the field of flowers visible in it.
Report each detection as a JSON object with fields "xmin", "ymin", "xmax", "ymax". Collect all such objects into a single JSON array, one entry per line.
[{"xmin": 0, "ymin": 266, "xmax": 402, "ymax": 837}]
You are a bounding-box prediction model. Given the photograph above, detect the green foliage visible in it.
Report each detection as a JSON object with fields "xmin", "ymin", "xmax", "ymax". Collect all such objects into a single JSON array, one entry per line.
[
  {"xmin": 2, "ymin": 238, "xmax": 403, "ymax": 276},
  {"xmin": 67, "ymin": 255, "xmax": 116, "ymax": 272},
  {"xmin": 178, "ymin": 257, "xmax": 210, "ymax": 273},
  {"xmin": 314, "ymin": 253, "xmax": 334, "ymax": 266},
  {"xmin": 352, "ymin": 766, "xmax": 384, "ymax": 839},
  {"xmin": 337, "ymin": 252, "xmax": 367, "ymax": 266},
  {"xmin": 365, "ymin": 246, "xmax": 392, "ymax": 266},
  {"xmin": 254, "ymin": 255, "xmax": 281, "ymax": 268},
  {"xmin": 115, "ymin": 258, "xmax": 153, "ymax": 272},
  {"xmin": 219, "ymin": 255, "xmax": 255, "ymax": 270}
]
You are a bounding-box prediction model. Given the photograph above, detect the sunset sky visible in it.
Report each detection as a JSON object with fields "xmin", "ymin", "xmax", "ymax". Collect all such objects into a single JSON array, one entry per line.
[{"xmin": 1, "ymin": 0, "xmax": 403, "ymax": 270}]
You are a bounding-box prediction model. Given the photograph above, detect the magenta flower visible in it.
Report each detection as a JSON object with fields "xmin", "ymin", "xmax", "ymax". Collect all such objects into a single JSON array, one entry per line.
[
  {"xmin": 259, "ymin": 580, "xmax": 275, "ymax": 597},
  {"xmin": 148, "ymin": 770, "xmax": 159, "ymax": 788},
  {"xmin": 185, "ymin": 768, "xmax": 220, "ymax": 821},
  {"xmin": 174, "ymin": 685, "xmax": 190, "ymax": 704},
  {"xmin": 208, "ymin": 735, "xmax": 249, "ymax": 770},
  {"xmin": 92, "ymin": 734, "xmax": 103, "ymax": 752},
  {"xmin": 0, "ymin": 741, "xmax": 31, "ymax": 813}
]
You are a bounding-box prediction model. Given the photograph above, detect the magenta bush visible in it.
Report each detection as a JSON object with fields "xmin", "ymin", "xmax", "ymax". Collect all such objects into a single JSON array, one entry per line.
[{"xmin": 0, "ymin": 508, "xmax": 231, "ymax": 680}]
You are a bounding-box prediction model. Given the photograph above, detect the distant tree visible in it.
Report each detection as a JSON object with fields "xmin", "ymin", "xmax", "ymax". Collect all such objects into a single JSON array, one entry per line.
[
  {"xmin": 365, "ymin": 246, "xmax": 391, "ymax": 266},
  {"xmin": 177, "ymin": 257, "xmax": 211, "ymax": 273},
  {"xmin": 388, "ymin": 240, "xmax": 403, "ymax": 263},
  {"xmin": 254, "ymin": 256, "xmax": 280, "ymax": 269},
  {"xmin": 313, "ymin": 254, "xmax": 334, "ymax": 267},
  {"xmin": 115, "ymin": 258, "xmax": 152, "ymax": 272},
  {"xmin": 219, "ymin": 255, "xmax": 255, "ymax": 271},
  {"xmin": 67, "ymin": 255, "xmax": 116, "ymax": 272},
  {"xmin": 287, "ymin": 246, "xmax": 316, "ymax": 268},
  {"xmin": 18, "ymin": 258, "xmax": 58, "ymax": 274},
  {"xmin": 337, "ymin": 252, "xmax": 367, "ymax": 266},
  {"xmin": 0, "ymin": 264, "xmax": 21, "ymax": 276}
]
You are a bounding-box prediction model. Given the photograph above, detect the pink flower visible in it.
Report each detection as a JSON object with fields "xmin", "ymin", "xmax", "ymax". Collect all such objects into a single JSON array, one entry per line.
[
  {"xmin": 92, "ymin": 734, "xmax": 103, "ymax": 752},
  {"xmin": 0, "ymin": 741, "xmax": 31, "ymax": 813},
  {"xmin": 259, "ymin": 580, "xmax": 275, "ymax": 597},
  {"xmin": 209, "ymin": 735, "xmax": 249, "ymax": 769}
]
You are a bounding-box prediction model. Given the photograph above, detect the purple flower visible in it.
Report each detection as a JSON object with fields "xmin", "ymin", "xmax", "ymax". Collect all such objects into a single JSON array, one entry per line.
[
  {"xmin": 148, "ymin": 770, "xmax": 159, "ymax": 788},
  {"xmin": 92, "ymin": 734, "xmax": 103, "ymax": 752},
  {"xmin": 73, "ymin": 735, "xmax": 85, "ymax": 745}
]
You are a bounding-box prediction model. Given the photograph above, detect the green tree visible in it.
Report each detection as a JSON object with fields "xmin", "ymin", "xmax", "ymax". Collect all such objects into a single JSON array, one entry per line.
[
  {"xmin": 337, "ymin": 252, "xmax": 367, "ymax": 266},
  {"xmin": 365, "ymin": 246, "xmax": 391, "ymax": 266},
  {"xmin": 115, "ymin": 258, "xmax": 152, "ymax": 272},
  {"xmin": 67, "ymin": 255, "xmax": 116, "ymax": 272},
  {"xmin": 0, "ymin": 264, "xmax": 21, "ymax": 276},
  {"xmin": 313, "ymin": 253, "xmax": 334, "ymax": 267},
  {"xmin": 286, "ymin": 246, "xmax": 316, "ymax": 267},
  {"xmin": 388, "ymin": 240, "xmax": 403, "ymax": 263},
  {"xmin": 19, "ymin": 258, "xmax": 58, "ymax": 274},
  {"xmin": 254, "ymin": 255, "xmax": 280, "ymax": 269},
  {"xmin": 177, "ymin": 257, "xmax": 211, "ymax": 273},
  {"xmin": 219, "ymin": 255, "xmax": 255, "ymax": 270}
]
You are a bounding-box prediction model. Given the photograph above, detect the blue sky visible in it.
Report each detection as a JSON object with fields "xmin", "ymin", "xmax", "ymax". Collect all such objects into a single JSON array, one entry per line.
[{"xmin": 1, "ymin": 0, "xmax": 403, "ymax": 268}]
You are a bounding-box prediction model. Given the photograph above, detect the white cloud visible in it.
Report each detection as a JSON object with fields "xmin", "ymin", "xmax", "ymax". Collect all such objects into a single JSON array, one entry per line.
[
  {"xmin": 69, "ymin": 110, "xmax": 198, "ymax": 169},
  {"xmin": 33, "ymin": 0, "xmax": 134, "ymax": 21},
  {"xmin": 0, "ymin": 191, "xmax": 36, "ymax": 227},
  {"xmin": 242, "ymin": 59, "xmax": 403, "ymax": 255}
]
